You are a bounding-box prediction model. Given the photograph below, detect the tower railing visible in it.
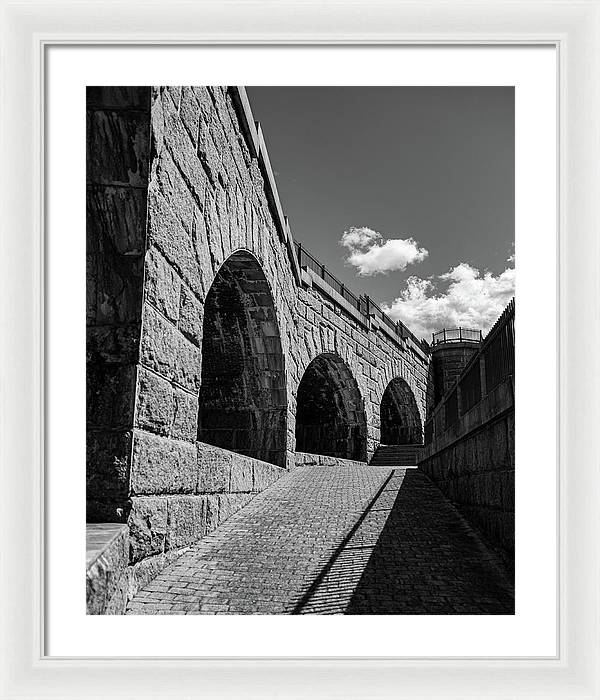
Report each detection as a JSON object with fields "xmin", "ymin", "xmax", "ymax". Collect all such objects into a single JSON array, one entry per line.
[{"xmin": 431, "ymin": 327, "xmax": 483, "ymax": 346}]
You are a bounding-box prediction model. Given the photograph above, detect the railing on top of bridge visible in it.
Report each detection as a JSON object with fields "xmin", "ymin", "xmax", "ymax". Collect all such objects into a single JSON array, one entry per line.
[
  {"xmin": 424, "ymin": 298, "xmax": 515, "ymax": 441},
  {"xmin": 295, "ymin": 241, "xmax": 365, "ymax": 314},
  {"xmin": 294, "ymin": 241, "xmax": 428, "ymax": 352},
  {"xmin": 431, "ymin": 327, "xmax": 483, "ymax": 346}
]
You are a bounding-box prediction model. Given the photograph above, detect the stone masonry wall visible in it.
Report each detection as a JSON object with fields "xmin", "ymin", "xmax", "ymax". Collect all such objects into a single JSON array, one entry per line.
[
  {"xmin": 420, "ymin": 377, "xmax": 515, "ymax": 557},
  {"xmin": 128, "ymin": 87, "xmax": 298, "ymax": 576},
  {"xmin": 296, "ymin": 271, "xmax": 429, "ymax": 458},
  {"xmin": 419, "ymin": 303, "xmax": 515, "ymax": 558},
  {"xmin": 431, "ymin": 342, "xmax": 480, "ymax": 407},
  {"xmin": 87, "ymin": 86, "xmax": 432, "ymax": 604},
  {"xmin": 294, "ymin": 452, "xmax": 369, "ymax": 470},
  {"xmin": 86, "ymin": 87, "xmax": 151, "ymax": 522}
]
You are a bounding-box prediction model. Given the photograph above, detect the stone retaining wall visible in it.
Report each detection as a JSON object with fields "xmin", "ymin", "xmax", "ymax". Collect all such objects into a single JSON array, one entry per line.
[
  {"xmin": 87, "ymin": 444, "xmax": 285, "ymax": 613},
  {"xmin": 86, "ymin": 86, "xmax": 432, "ymax": 589},
  {"xmin": 419, "ymin": 379, "xmax": 514, "ymax": 556},
  {"xmin": 128, "ymin": 438, "xmax": 284, "ymax": 562},
  {"xmin": 294, "ymin": 452, "xmax": 367, "ymax": 469}
]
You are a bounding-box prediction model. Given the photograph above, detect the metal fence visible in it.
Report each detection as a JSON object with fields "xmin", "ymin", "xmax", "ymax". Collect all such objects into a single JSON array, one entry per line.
[
  {"xmin": 459, "ymin": 359, "xmax": 481, "ymax": 414},
  {"xmin": 295, "ymin": 241, "xmax": 426, "ymax": 350},
  {"xmin": 295, "ymin": 242, "xmax": 364, "ymax": 315},
  {"xmin": 431, "ymin": 327, "xmax": 482, "ymax": 346},
  {"xmin": 483, "ymin": 299, "xmax": 515, "ymax": 392}
]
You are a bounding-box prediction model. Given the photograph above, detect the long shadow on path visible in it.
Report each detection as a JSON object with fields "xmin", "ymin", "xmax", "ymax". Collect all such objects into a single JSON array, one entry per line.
[
  {"xmin": 127, "ymin": 465, "xmax": 513, "ymax": 615},
  {"xmin": 297, "ymin": 469, "xmax": 514, "ymax": 615}
]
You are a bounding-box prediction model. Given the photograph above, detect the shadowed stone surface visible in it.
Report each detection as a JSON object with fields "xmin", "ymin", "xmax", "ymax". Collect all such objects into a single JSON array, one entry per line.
[
  {"xmin": 126, "ymin": 465, "xmax": 513, "ymax": 615},
  {"xmin": 197, "ymin": 250, "xmax": 287, "ymax": 467},
  {"xmin": 380, "ymin": 377, "xmax": 423, "ymax": 445},
  {"xmin": 295, "ymin": 353, "xmax": 367, "ymax": 461},
  {"xmin": 86, "ymin": 524, "xmax": 129, "ymax": 614},
  {"xmin": 300, "ymin": 470, "xmax": 513, "ymax": 614}
]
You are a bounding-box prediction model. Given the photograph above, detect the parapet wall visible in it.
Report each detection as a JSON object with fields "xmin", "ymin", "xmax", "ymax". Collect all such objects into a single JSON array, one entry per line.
[
  {"xmin": 420, "ymin": 302, "xmax": 515, "ymax": 557},
  {"xmin": 419, "ymin": 381, "xmax": 514, "ymax": 555}
]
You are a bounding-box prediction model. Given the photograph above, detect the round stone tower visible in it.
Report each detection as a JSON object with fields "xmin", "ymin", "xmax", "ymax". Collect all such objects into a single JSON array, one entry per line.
[{"xmin": 429, "ymin": 328, "xmax": 482, "ymax": 410}]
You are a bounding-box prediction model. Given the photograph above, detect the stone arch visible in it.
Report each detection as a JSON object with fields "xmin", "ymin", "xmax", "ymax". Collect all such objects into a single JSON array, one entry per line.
[
  {"xmin": 379, "ymin": 377, "xmax": 423, "ymax": 445},
  {"xmin": 295, "ymin": 353, "xmax": 367, "ymax": 461},
  {"xmin": 298, "ymin": 316, "xmax": 374, "ymax": 431},
  {"xmin": 197, "ymin": 250, "xmax": 287, "ymax": 467},
  {"xmin": 376, "ymin": 360, "xmax": 427, "ymax": 426}
]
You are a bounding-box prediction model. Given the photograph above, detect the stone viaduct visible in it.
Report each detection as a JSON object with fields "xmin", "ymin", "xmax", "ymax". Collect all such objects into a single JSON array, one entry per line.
[{"xmin": 86, "ymin": 86, "xmax": 514, "ymax": 613}]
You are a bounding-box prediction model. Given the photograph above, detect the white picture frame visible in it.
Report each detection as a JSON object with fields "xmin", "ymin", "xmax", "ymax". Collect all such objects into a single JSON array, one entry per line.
[{"xmin": 1, "ymin": 1, "xmax": 599, "ymax": 698}]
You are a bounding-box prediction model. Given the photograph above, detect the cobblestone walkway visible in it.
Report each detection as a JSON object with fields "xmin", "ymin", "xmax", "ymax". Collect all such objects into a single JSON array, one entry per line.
[{"xmin": 126, "ymin": 465, "xmax": 514, "ymax": 615}]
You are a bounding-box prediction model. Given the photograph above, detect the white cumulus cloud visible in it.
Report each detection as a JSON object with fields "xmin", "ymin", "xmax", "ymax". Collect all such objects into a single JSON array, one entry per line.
[
  {"xmin": 340, "ymin": 226, "xmax": 428, "ymax": 276},
  {"xmin": 382, "ymin": 261, "xmax": 515, "ymax": 340}
]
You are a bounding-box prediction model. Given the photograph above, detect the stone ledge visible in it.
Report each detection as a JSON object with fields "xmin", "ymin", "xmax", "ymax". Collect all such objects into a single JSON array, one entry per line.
[
  {"xmin": 230, "ymin": 87, "xmax": 301, "ymax": 286},
  {"xmin": 305, "ymin": 268, "xmax": 370, "ymax": 330},
  {"xmin": 126, "ymin": 440, "xmax": 287, "ymax": 564},
  {"xmin": 423, "ymin": 379, "xmax": 514, "ymax": 459},
  {"xmin": 130, "ymin": 433, "xmax": 288, "ymax": 497},
  {"xmin": 86, "ymin": 523, "xmax": 129, "ymax": 614},
  {"xmin": 197, "ymin": 440, "xmax": 286, "ymax": 495},
  {"xmin": 300, "ymin": 268, "xmax": 312, "ymax": 287},
  {"xmin": 294, "ymin": 452, "xmax": 368, "ymax": 470},
  {"xmin": 370, "ymin": 316, "xmax": 406, "ymax": 353}
]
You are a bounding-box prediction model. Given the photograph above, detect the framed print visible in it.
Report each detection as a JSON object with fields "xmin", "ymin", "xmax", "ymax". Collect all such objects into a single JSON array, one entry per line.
[{"xmin": 1, "ymin": 1, "xmax": 599, "ymax": 699}]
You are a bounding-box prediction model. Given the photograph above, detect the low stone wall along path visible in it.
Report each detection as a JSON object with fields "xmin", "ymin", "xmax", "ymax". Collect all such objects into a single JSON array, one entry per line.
[{"xmin": 126, "ymin": 464, "xmax": 514, "ymax": 615}]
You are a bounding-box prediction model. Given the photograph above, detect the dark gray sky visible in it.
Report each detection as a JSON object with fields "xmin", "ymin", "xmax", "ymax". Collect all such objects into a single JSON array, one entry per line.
[{"xmin": 246, "ymin": 87, "xmax": 514, "ymax": 335}]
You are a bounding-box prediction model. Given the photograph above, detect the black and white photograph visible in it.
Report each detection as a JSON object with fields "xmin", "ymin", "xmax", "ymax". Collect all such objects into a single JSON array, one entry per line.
[
  {"xmin": 9, "ymin": 0, "xmax": 600, "ymax": 691},
  {"xmin": 86, "ymin": 85, "xmax": 515, "ymax": 616}
]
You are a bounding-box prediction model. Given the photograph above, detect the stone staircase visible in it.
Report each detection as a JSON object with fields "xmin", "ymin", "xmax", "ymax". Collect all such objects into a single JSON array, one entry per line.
[{"xmin": 370, "ymin": 444, "xmax": 424, "ymax": 467}]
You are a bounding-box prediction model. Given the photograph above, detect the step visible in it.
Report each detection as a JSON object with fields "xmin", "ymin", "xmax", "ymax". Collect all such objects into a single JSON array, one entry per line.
[
  {"xmin": 369, "ymin": 444, "xmax": 424, "ymax": 467},
  {"xmin": 375, "ymin": 447, "xmax": 423, "ymax": 453},
  {"xmin": 370, "ymin": 459, "xmax": 421, "ymax": 463}
]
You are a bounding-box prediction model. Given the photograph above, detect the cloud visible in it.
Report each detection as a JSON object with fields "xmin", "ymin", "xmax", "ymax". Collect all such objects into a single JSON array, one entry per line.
[
  {"xmin": 340, "ymin": 226, "xmax": 428, "ymax": 276},
  {"xmin": 507, "ymin": 241, "xmax": 515, "ymax": 264},
  {"xmin": 382, "ymin": 260, "xmax": 515, "ymax": 339}
]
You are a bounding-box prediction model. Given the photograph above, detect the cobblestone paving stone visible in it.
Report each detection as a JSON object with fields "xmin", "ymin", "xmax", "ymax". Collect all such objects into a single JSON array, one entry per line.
[
  {"xmin": 299, "ymin": 470, "xmax": 514, "ymax": 614},
  {"xmin": 126, "ymin": 465, "xmax": 514, "ymax": 615}
]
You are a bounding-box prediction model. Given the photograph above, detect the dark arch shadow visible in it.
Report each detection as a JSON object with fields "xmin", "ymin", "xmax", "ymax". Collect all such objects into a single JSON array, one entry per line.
[
  {"xmin": 197, "ymin": 250, "xmax": 287, "ymax": 467},
  {"xmin": 380, "ymin": 377, "xmax": 423, "ymax": 445},
  {"xmin": 295, "ymin": 353, "xmax": 367, "ymax": 462}
]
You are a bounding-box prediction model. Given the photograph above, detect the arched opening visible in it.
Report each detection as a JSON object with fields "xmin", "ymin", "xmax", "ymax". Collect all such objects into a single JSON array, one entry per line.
[
  {"xmin": 197, "ymin": 251, "xmax": 287, "ymax": 467},
  {"xmin": 380, "ymin": 378, "xmax": 423, "ymax": 445},
  {"xmin": 295, "ymin": 353, "xmax": 367, "ymax": 461}
]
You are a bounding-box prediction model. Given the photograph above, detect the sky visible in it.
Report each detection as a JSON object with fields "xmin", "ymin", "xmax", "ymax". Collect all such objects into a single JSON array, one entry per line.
[{"xmin": 246, "ymin": 87, "xmax": 515, "ymax": 340}]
